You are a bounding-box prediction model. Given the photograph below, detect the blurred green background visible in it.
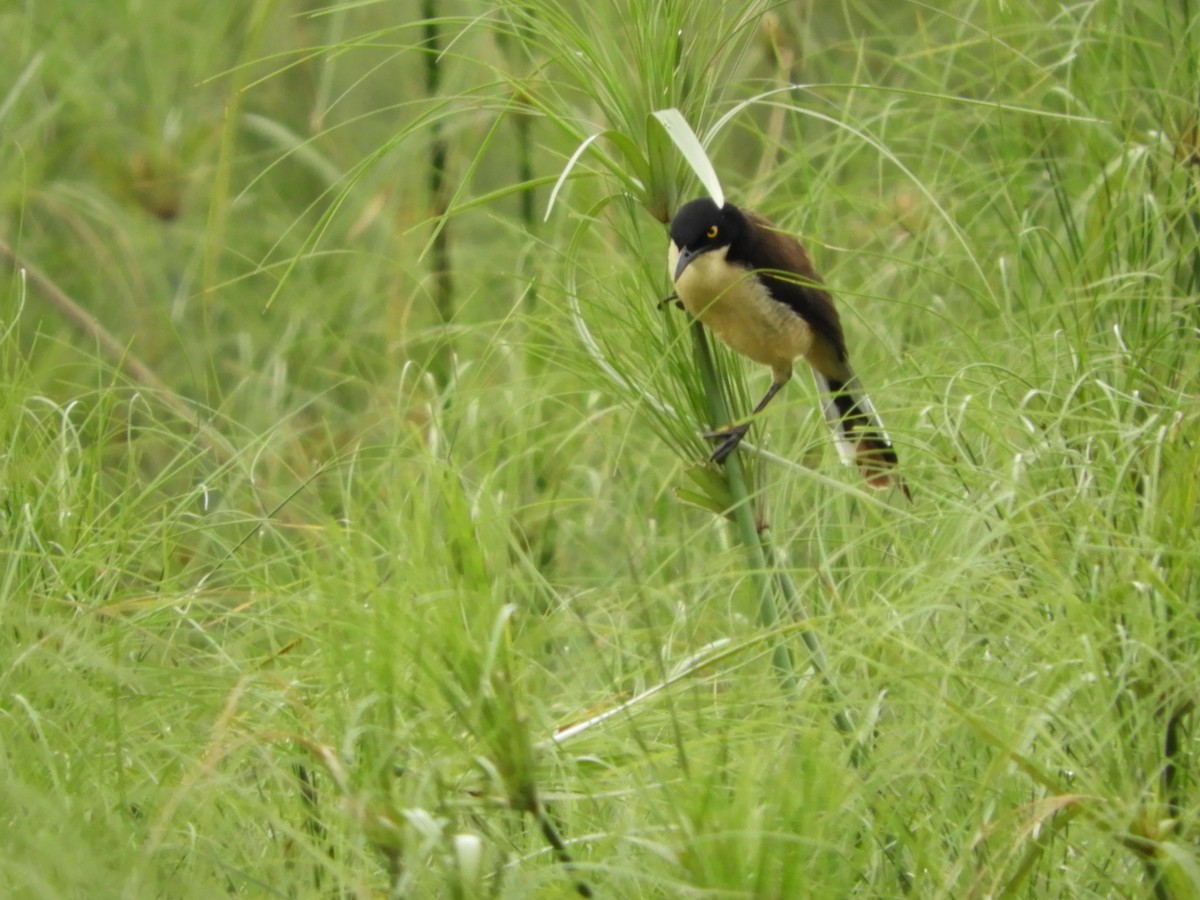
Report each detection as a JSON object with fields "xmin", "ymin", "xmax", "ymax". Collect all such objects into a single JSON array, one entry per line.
[{"xmin": 2, "ymin": 1, "xmax": 1198, "ymax": 897}]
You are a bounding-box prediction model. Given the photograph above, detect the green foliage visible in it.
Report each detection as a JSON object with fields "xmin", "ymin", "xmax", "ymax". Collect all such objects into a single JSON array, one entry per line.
[{"xmin": 1, "ymin": 0, "xmax": 1199, "ymax": 897}]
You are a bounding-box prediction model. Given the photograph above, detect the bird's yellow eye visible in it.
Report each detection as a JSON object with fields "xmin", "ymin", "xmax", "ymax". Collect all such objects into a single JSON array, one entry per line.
[{"xmin": 706, "ymin": 225, "xmax": 719, "ymax": 239}]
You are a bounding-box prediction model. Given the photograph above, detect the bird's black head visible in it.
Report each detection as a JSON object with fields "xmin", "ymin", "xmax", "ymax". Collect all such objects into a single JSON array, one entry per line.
[{"xmin": 668, "ymin": 198, "xmax": 747, "ymax": 281}]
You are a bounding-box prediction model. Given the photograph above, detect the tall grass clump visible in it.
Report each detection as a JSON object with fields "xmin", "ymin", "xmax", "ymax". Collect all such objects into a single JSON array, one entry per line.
[{"xmin": 0, "ymin": 0, "xmax": 1197, "ymax": 897}]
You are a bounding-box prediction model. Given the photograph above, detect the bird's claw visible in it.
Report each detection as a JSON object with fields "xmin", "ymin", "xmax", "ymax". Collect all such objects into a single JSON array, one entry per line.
[{"xmin": 704, "ymin": 424, "xmax": 750, "ymax": 464}]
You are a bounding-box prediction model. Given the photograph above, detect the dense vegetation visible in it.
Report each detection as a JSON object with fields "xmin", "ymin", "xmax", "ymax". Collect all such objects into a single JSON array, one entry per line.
[{"xmin": 1, "ymin": 1, "xmax": 1197, "ymax": 896}]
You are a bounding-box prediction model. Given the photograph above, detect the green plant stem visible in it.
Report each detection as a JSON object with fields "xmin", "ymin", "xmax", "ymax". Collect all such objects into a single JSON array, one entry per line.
[
  {"xmin": 691, "ymin": 324, "xmax": 864, "ymax": 753},
  {"xmin": 689, "ymin": 324, "xmax": 794, "ymax": 684},
  {"xmin": 761, "ymin": 535, "xmax": 859, "ymax": 741},
  {"xmin": 424, "ymin": 0, "xmax": 454, "ymax": 386}
]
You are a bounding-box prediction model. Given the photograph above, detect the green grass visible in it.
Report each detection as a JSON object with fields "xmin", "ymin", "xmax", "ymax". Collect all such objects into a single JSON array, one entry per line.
[{"xmin": 2, "ymin": 0, "xmax": 1199, "ymax": 897}]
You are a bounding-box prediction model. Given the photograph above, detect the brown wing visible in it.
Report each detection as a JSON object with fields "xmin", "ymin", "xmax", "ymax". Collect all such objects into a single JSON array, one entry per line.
[
  {"xmin": 733, "ymin": 210, "xmax": 850, "ymax": 376},
  {"xmin": 739, "ymin": 210, "xmax": 909, "ymax": 497}
]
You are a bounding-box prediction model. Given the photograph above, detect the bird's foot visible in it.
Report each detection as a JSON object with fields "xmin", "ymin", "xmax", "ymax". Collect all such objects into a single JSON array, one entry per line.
[{"xmin": 705, "ymin": 423, "xmax": 750, "ymax": 464}]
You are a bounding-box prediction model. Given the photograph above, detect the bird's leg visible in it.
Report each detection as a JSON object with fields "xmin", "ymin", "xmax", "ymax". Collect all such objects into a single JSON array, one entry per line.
[{"xmin": 707, "ymin": 380, "xmax": 786, "ymax": 464}]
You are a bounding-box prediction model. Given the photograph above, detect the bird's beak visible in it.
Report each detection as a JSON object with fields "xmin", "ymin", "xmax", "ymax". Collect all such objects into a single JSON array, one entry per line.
[{"xmin": 672, "ymin": 244, "xmax": 699, "ymax": 282}]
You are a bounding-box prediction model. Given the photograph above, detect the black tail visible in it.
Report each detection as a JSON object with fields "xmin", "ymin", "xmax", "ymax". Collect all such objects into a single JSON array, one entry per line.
[{"xmin": 814, "ymin": 371, "xmax": 909, "ymax": 499}]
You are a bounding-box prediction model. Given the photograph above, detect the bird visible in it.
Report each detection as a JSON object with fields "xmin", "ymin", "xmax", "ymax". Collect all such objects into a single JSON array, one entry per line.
[{"xmin": 667, "ymin": 196, "xmax": 908, "ymax": 496}]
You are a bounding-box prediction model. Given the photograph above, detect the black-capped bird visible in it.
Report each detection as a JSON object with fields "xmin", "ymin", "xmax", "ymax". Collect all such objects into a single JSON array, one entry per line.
[{"xmin": 668, "ymin": 197, "xmax": 908, "ymax": 496}]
